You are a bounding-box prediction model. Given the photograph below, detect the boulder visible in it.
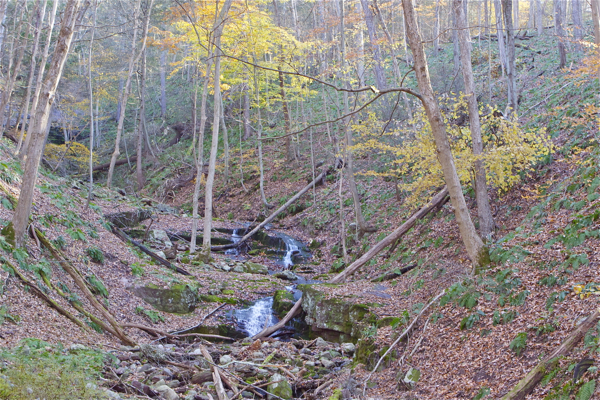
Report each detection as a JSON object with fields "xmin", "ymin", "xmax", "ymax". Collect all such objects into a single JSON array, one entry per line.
[
  {"xmin": 274, "ymin": 271, "xmax": 298, "ymax": 281},
  {"xmin": 299, "ymin": 284, "xmax": 378, "ymax": 342},
  {"xmin": 245, "ymin": 262, "xmax": 268, "ymax": 275},
  {"xmin": 151, "ymin": 229, "xmax": 173, "ymax": 248},
  {"xmin": 130, "ymin": 284, "xmax": 197, "ymax": 314},
  {"xmin": 272, "ymin": 290, "xmax": 295, "ymax": 318},
  {"xmin": 154, "ymin": 384, "xmax": 179, "ymax": 400},
  {"xmin": 267, "ymin": 373, "xmax": 293, "ymax": 400}
]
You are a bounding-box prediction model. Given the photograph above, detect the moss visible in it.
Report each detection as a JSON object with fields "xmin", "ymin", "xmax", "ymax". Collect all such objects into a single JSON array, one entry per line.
[
  {"xmin": 273, "ymin": 290, "xmax": 295, "ymax": 318},
  {"xmin": 221, "ymin": 289, "xmax": 235, "ymax": 295},
  {"xmin": 473, "ymin": 246, "xmax": 491, "ymax": 275},
  {"xmin": 328, "ymin": 388, "xmax": 342, "ymax": 400},
  {"xmin": 199, "ymin": 294, "xmax": 238, "ymax": 305},
  {"xmin": 377, "ymin": 317, "xmax": 401, "ymax": 328},
  {"xmin": 1, "ymin": 222, "xmax": 15, "ymax": 247},
  {"xmin": 353, "ymin": 338, "xmax": 379, "ymax": 370}
]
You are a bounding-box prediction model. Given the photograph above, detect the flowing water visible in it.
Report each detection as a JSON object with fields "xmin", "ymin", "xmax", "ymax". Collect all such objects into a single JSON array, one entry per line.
[
  {"xmin": 233, "ymin": 297, "xmax": 280, "ymax": 337},
  {"xmin": 224, "ymin": 228, "xmax": 243, "ymax": 256},
  {"xmin": 281, "ymin": 235, "xmax": 300, "ymax": 269}
]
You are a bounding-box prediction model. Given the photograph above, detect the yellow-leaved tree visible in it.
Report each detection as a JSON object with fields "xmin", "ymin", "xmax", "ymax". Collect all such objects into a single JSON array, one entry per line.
[{"xmin": 353, "ymin": 96, "xmax": 554, "ymax": 205}]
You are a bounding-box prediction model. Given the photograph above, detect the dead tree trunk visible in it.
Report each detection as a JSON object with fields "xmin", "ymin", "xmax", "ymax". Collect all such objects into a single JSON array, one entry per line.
[{"xmin": 330, "ymin": 187, "xmax": 449, "ymax": 283}]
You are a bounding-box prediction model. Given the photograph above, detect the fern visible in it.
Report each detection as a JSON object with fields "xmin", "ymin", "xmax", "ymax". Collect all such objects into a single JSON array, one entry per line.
[
  {"xmin": 575, "ymin": 380, "xmax": 596, "ymax": 400},
  {"xmin": 509, "ymin": 332, "xmax": 528, "ymax": 356}
]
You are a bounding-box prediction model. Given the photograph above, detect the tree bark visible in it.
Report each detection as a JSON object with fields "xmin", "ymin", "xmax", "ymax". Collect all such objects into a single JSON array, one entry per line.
[
  {"xmin": 19, "ymin": 0, "xmax": 59, "ymax": 158},
  {"xmin": 502, "ymin": 0, "xmax": 519, "ymax": 113},
  {"xmin": 553, "ymin": 0, "xmax": 567, "ymax": 68},
  {"xmin": 330, "ymin": 187, "xmax": 449, "ymax": 284},
  {"xmin": 502, "ymin": 310, "xmax": 600, "ymax": 400},
  {"xmin": 136, "ymin": 46, "xmax": 148, "ymax": 191},
  {"xmin": 571, "ymin": 0, "xmax": 583, "ymax": 50},
  {"xmin": 536, "ymin": 0, "xmax": 544, "ymax": 35},
  {"xmin": 494, "ymin": 0, "xmax": 507, "ymax": 76},
  {"xmin": 11, "ymin": 0, "xmax": 84, "ymax": 248},
  {"xmin": 401, "ymin": 0, "xmax": 489, "ymax": 270},
  {"xmin": 86, "ymin": 0, "xmax": 97, "ymax": 209},
  {"xmin": 202, "ymin": 0, "xmax": 234, "ymax": 251},
  {"xmin": 160, "ymin": 50, "xmax": 167, "ymax": 118},
  {"xmin": 592, "ymin": 0, "xmax": 600, "ymax": 47},
  {"xmin": 454, "ymin": 0, "xmax": 495, "ymax": 239},
  {"xmin": 106, "ymin": 0, "xmax": 144, "ymax": 188},
  {"xmin": 433, "ymin": 0, "xmax": 441, "ymax": 55},
  {"xmin": 359, "ymin": 0, "xmax": 387, "ymax": 91}
]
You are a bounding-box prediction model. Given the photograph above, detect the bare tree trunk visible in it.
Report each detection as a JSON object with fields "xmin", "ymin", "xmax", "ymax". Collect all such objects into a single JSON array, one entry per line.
[
  {"xmin": 87, "ymin": 0, "xmax": 97, "ymax": 209},
  {"xmin": 160, "ymin": 50, "xmax": 167, "ymax": 118},
  {"xmin": 433, "ymin": 0, "xmax": 441, "ymax": 55},
  {"xmin": 242, "ymin": 85, "xmax": 251, "ymax": 140},
  {"xmin": 494, "ymin": 0, "xmax": 507, "ymax": 76},
  {"xmin": 14, "ymin": 0, "xmax": 46, "ymax": 154},
  {"xmin": 11, "ymin": 0, "xmax": 84, "ymax": 248},
  {"xmin": 340, "ymin": 0, "xmax": 372, "ymax": 235},
  {"xmin": 220, "ymin": 96, "xmax": 229, "ymax": 184},
  {"xmin": 0, "ymin": 0, "xmax": 38, "ymax": 139},
  {"xmin": 513, "ymin": 0, "xmax": 520, "ymax": 28},
  {"xmin": 554, "ymin": 0, "xmax": 567, "ymax": 68},
  {"xmin": 136, "ymin": 46, "xmax": 148, "ymax": 191},
  {"xmin": 454, "ymin": 0, "xmax": 495, "ymax": 239},
  {"xmin": 536, "ymin": 0, "xmax": 544, "ymax": 35},
  {"xmin": 484, "ymin": 0, "xmax": 489, "ymax": 35},
  {"xmin": 359, "ymin": 0, "xmax": 387, "ymax": 91},
  {"xmin": 254, "ymin": 63, "xmax": 271, "ymax": 209},
  {"xmin": 401, "ymin": 0, "xmax": 488, "ymax": 270},
  {"xmin": 106, "ymin": 0, "xmax": 144, "ymax": 188},
  {"xmin": 502, "ymin": 0, "xmax": 519, "ymax": 114},
  {"xmin": 452, "ymin": 10, "xmax": 463, "ymax": 92},
  {"xmin": 202, "ymin": 0, "xmax": 234, "ymax": 251},
  {"xmin": 592, "ymin": 0, "xmax": 600, "ymax": 47},
  {"xmin": 571, "ymin": 0, "xmax": 583, "ymax": 50},
  {"xmin": 0, "ymin": 0, "xmax": 8, "ymax": 56}
]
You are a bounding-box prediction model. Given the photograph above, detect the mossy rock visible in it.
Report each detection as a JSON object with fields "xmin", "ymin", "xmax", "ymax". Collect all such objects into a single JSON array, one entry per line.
[
  {"xmin": 199, "ymin": 294, "xmax": 238, "ymax": 305},
  {"xmin": 273, "ymin": 290, "xmax": 295, "ymax": 318},
  {"xmin": 354, "ymin": 338, "xmax": 379, "ymax": 370},
  {"xmin": 244, "ymin": 262, "xmax": 268, "ymax": 275},
  {"xmin": 267, "ymin": 373, "xmax": 292, "ymax": 399},
  {"xmin": 130, "ymin": 284, "xmax": 197, "ymax": 314}
]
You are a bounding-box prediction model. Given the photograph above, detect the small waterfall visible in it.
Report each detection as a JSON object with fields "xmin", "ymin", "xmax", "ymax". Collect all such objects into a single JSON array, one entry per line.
[
  {"xmin": 225, "ymin": 228, "xmax": 243, "ymax": 256},
  {"xmin": 282, "ymin": 235, "xmax": 300, "ymax": 269},
  {"xmin": 234, "ymin": 297, "xmax": 279, "ymax": 337}
]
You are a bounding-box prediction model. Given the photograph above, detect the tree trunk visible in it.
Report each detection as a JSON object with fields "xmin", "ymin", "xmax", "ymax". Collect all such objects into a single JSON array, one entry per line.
[
  {"xmin": 401, "ymin": 0, "xmax": 489, "ymax": 270},
  {"xmin": 571, "ymin": 0, "xmax": 583, "ymax": 50},
  {"xmin": 202, "ymin": 0, "xmax": 234, "ymax": 251},
  {"xmin": 513, "ymin": 0, "xmax": 519, "ymax": 28},
  {"xmin": 254, "ymin": 63, "xmax": 271, "ymax": 209},
  {"xmin": 0, "ymin": 0, "xmax": 38, "ymax": 139},
  {"xmin": 433, "ymin": 0, "xmax": 441, "ymax": 54},
  {"xmin": 341, "ymin": 0, "xmax": 371, "ymax": 236},
  {"xmin": 494, "ymin": 0, "xmax": 507, "ymax": 75},
  {"xmin": 220, "ymin": 96, "xmax": 229, "ymax": 184},
  {"xmin": 484, "ymin": 0, "xmax": 489, "ymax": 35},
  {"xmin": 502, "ymin": 310, "xmax": 600, "ymax": 400},
  {"xmin": 136, "ymin": 46, "xmax": 148, "ymax": 191},
  {"xmin": 278, "ymin": 67, "xmax": 295, "ymax": 161},
  {"xmin": 0, "ymin": 0, "xmax": 8, "ymax": 55},
  {"xmin": 502, "ymin": 0, "xmax": 519, "ymax": 114},
  {"xmin": 20, "ymin": 0, "xmax": 59, "ymax": 157},
  {"xmin": 242, "ymin": 86, "xmax": 251, "ymax": 140},
  {"xmin": 106, "ymin": 0, "xmax": 144, "ymax": 188},
  {"xmin": 554, "ymin": 0, "xmax": 567, "ymax": 68},
  {"xmin": 359, "ymin": 0, "xmax": 387, "ymax": 91},
  {"xmin": 536, "ymin": 0, "xmax": 544, "ymax": 35},
  {"xmin": 454, "ymin": 0, "xmax": 495, "ymax": 239},
  {"xmin": 592, "ymin": 0, "xmax": 600, "ymax": 47},
  {"xmin": 452, "ymin": 10, "xmax": 463, "ymax": 92},
  {"xmin": 160, "ymin": 50, "xmax": 167, "ymax": 118},
  {"xmin": 11, "ymin": 0, "xmax": 84, "ymax": 248},
  {"xmin": 87, "ymin": 0, "xmax": 97, "ymax": 209},
  {"xmin": 14, "ymin": 0, "xmax": 46, "ymax": 154}
]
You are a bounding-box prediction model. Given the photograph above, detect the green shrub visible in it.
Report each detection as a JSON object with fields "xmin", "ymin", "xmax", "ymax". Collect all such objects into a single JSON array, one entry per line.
[
  {"xmin": 86, "ymin": 247, "xmax": 104, "ymax": 264},
  {"xmin": 135, "ymin": 306, "xmax": 164, "ymax": 324},
  {"xmin": 509, "ymin": 332, "xmax": 528, "ymax": 356}
]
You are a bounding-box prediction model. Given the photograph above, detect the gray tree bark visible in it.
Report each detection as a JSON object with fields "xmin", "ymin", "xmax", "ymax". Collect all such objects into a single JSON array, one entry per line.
[
  {"xmin": 454, "ymin": 0, "xmax": 495, "ymax": 239},
  {"xmin": 12, "ymin": 0, "xmax": 84, "ymax": 248},
  {"xmin": 502, "ymin": 0, "xmax": 518, "ymax": 114},
  {"xmin": 592, "ymin": 0, "xmax": 600, "ymax": 47},
  {"xmin": 401, "ymin": 0, "xmax": 488, "ymax": 269},
  {"xmin": 106, "ymin": 0, "xmax": 144, "ymax": 188},
  {"xmin": 87, "ymin": 0, "xmax": 97, "ymax": 209},
  {"xmin": 359, "ymin": 0, "xmax": 387, "ymax": 91},
  {"xmin": 202, "ymin": 0, "xmax": 234, "ymax": 251},
  {"xmin": 571, "ymin": 0, "xmax": 583, "ymax": 50},
  {"xmin": 136, "ymin": 46, "xmax": 148, "ymax": 191},
  {"xmin": 553, "ymin": 0, "xmax": 567, "ymax": 68},
  {"xmin": 160, "ymin": 50, "xmax": 167, "ymax": 118},
  {"xmin": 536, "ymin": 0, "xmax": 543, "ymax": 35}
]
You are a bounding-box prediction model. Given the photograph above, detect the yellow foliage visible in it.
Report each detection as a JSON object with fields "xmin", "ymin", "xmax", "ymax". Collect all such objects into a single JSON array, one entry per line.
[
  {"xmin": 44, "ymin": 142, "xmax": 96, "ymax": 172},
  {"xmin": 352, "ymin": 96, "xmax": 554, "ymax": 205}
]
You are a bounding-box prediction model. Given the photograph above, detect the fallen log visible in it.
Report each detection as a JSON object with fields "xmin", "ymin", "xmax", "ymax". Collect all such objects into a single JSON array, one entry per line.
[
  {"xmin": 36, "ymin": 228, "xmax": 136, "ymax": 346},
  {"xmin": 330, "ymin": 187, "xmax": 449, "ymax": 284},
  {"xmin": 211, "ymin": 168, "xmax": 331, "ymax": 251},
  {"xmin": 200, "ymin": 345, "xmax": 229, "ymax": 400},
  {"xmin": 111, "ymin": 226, "xmax": 191, "ymax": 276},
  {"xmin": 252, "ymin": 294, "xmax": 303, "ymax": 340},
  {"xmin": 501, "ymin": 309, "xmax": 600, "ymax": 400},
  {"xmin": 92, "ymin": 156, "xmax": 137, "ymax": 172},
  {"xmin": 372, "ymin": 263, "xmax": 417, "ymax": 282}
]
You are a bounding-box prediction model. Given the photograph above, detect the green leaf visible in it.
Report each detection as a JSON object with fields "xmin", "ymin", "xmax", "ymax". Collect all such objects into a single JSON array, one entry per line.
[{"xmin": 575, "ymin": 380, "xmax": 596, "ymax": 400}]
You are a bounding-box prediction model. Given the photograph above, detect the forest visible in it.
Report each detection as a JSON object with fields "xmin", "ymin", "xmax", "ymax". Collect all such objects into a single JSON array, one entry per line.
[{"xmin": 0, "ymin": 0, "xmax": 599, "ymax": 399}]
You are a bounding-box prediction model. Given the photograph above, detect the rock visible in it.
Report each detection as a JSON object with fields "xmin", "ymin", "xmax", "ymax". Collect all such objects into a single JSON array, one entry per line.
[
  {"xmin": 156, "ymin": 250, "xmax": 167, "ymax": 259},
  {"xmin": 267, "ymin": 373, "xmax": 293, "ymax": 400},
  {"xmin": 130, "ymin": 284, "xmax": 197, "ymax": 314},
  {"xmin": 152, "ymin": 230, "xmax": 173, "ymax": 248},
  {"xmin": 138, "ymin": 364, "xmax": 154, "ymax": 374},
  {"xmin": 315, "ymin": 337, "xmax": 328, "ymax": 348},
  {"xmin": 191, "ymin": 370, "xmax": 213, "ymax": 385},
  {"xmin": 222, "ymin": 265, "xmax": 231, "ymax": 272},
  {"xmin": 104, "ymin": 209, "xmax": 152, "ymax": 228},
  {"xmin": 299, "ymin": 284, "xmax": 378, "ymax": 342},
  {"xmin": 321, "ymin": 358, "xmax": 335, "ymax": 369},
  {"xmin": 155, "ymin": 384, "xmax": 179, "ymax": 400},
  {"xmin": 190, "ymin": 348, "xmax": 203, "ymax": 356},
  {"xmin": 244, "ymin": 262, "xmax": 268, "ymax": 275},
  {"xmin": 341, "ymin": 342, "xmax": 356, "ymax": 355},
  {"xmin": 232, "ymin": 265, "xmax": 246, "ymax": 273},
  {"xmin": 242, "ymin": 391, "xmax": 254, "ymax": 398},
  {"xmin": 164, "ymin": 247, "xmax": 177, "ymax": 259},
  {"xmin": 274, "ymin": 271, "xmax": 298, "ymax": 281},
  {"xmin": 104, "ymin": 390, "xmax": 123, "ymax": 399},
  {"xmin": 219, "ymin": 355, "xmax": 232, "ymax": 365}
]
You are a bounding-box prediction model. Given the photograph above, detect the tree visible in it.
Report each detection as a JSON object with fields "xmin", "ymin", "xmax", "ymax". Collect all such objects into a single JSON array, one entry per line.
[
  {"xmin": 401, "ymin": 0, "xmax": 488, "ymax": 269},
  {"xmin": 554, "ymin": 0, "xmax": 567, "ymax": 68},
  {"xmin": 454, "ymin": 0, "xmax": 495, "ymax": 239},
  {"xmin": 11, "ymin": 0, "xmax": 85, "ymax": 248},
  {"xmin": 502, "ymin": 0, "xmax": 518, "ymax": 114}
]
